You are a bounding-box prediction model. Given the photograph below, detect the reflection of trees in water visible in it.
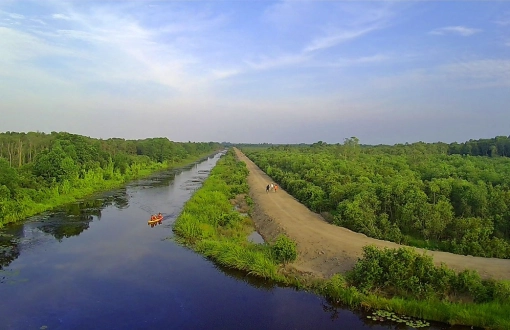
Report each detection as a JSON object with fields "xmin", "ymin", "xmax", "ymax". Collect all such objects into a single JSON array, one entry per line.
[
  {"xmin": 0, "ymin": 233, "xmax": 20, "ymax": 270},
  {"xmin": 105, "ymin": 189, "xmax": 130, "ymax": 209},
  {"xmin": 39, "ymin": 189, "xmax": 130, "ymax": 241},
  {"xmin": 0, "ymin": 189, "xmax": 131, "ymax": 268},
  {"xmin": 149, "ymin": 172, "xmax": 176, "ymax": 188},
  {"xmin": 213, "ymin": 264, "xmax": 277, "ymax": 291},
  {"xmin": 321, "ymin": 302, "xmax": 341, "ymax": 321},
  {"xmin": 39, "ymin": 212, "xmax": 93, "ymax": 241},
  {"xmin": 94, "ymin": 188, "xmax": 130, "ymax": 211}
]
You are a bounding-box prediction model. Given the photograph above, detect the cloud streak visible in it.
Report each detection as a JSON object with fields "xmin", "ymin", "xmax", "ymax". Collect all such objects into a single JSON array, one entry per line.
[
  {"xmin": 429, "ymin": 26, "xmax": 481, "ymax": 36},
  {"xmin": 304, "ymin": 26, "xmax": 380, "ymax": 52}
]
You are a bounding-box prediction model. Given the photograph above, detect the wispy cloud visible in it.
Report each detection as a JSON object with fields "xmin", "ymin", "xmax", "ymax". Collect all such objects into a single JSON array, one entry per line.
[
  {"xmin": 9, "ymin": 13, "xmax": 25, "ymax": 19},
  {"xmin": 304, "ymin": 27, "xmax": 379, "ymax": 52},
  {"xmin": 0, "ymin": 27, "xmax": 71, "ymax": 62},
  {"xmin": 52, "ymin": 13, "xmax": 72, "ymax": 21},
  {"xmin": 245, "ymin": 53, "xmax": 310, "ymax": 71},
  {"xmin": 250, "ymin": 0, "xmax": 396, "ymax": 75},
  {"xmin": 4, "ymin": 3, "xmax": 229, "ymax": 95},
  {"xmin": 209, "ymin": 69, "xmax": 242, "ymax": 80},
  {"xmin": 30, "ymin": 18, "xmax": 46, "ymax": 25},
  {"xmin": 429, "ymin": 26, "xmax": 481, "ymax": 36},
  {"xmin": 321, "ymin": 53, "xmax": 392, "ymax": 68}
]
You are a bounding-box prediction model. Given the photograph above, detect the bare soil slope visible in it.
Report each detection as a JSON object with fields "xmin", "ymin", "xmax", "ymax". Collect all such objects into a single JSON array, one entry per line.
[{"xmin": 235, "ymin": 148, "xmax": 510, "ymax": 280}]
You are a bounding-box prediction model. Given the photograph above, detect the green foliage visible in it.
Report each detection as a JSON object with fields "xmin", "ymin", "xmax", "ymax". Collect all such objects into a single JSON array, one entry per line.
[
  {"xmin": 493, "ymin": 280, "xmax": 510, "ymax": 304},
  {"xmin": 218, "ymin": 212, "xmax": 243, "ymax": 227},
  {"xmin": 346, "ymin": 245, "xmax": 506, "ymax": 305},
  {"xmin": 319, "ymin": 274, "xmax": 364, "ymax": 307},
  {"xmin": 33, "ymin": 141, "xmax": 78, "ymax": 184},
  {"xmin": 0, "ymin": 158, "xmax": 18, "ymax": 194},
  {"xmin": 245, "ymin": 195, "xmax": 254, "ymax": 207},
  {"xmin": 244, "ymin": 141, "xmax": 510, "ymax": 258},
  {"xmin": 0, "ymin": 131, "xmax": 221, "ymax": 226},
  {"xmin": 270, "ymin": 235, "xmax": 297, "ymax": 264}
]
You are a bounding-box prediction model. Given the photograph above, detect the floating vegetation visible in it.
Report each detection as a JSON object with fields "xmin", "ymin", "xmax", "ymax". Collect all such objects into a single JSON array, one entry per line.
[{"xmin": 366, "ymin": 310, "xmax": 430, "ymax": 328}]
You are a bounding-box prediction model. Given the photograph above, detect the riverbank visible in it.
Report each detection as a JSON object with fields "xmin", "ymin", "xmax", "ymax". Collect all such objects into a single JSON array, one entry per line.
[
  {"xmin": 0, "ymin": 151, "xmax": 220, "ymax": 228},
  {"xmin": 174, "ymin": 148, "xmax": 510, "ymax": 330}
]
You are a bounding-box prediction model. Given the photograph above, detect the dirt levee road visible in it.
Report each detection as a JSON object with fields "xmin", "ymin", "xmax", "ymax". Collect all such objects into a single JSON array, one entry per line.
[{"xmin": 234, "ymin": 148, "xmax": 510, "ymax": 280}]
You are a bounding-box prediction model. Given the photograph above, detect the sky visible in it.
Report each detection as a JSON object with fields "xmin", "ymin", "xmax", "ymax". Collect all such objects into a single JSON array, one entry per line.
[{"xmin": 0, "ymin": 0, "xmax": 509, "ymax": 145}]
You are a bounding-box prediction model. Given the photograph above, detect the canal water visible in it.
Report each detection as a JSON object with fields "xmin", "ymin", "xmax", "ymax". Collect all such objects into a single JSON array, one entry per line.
[{"xmin": 0, "ymin": 153, "xmax": 470, "ymax": 329}]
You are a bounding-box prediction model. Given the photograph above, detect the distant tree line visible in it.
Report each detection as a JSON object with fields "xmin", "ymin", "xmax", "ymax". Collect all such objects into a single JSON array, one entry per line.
[
  {"xmin": 447, "ymin": 136, "xmax": 510, "ymax": 157},
  {"xmin": 235, "ymin": 136, "xmax": 510, "ymax": 158}
]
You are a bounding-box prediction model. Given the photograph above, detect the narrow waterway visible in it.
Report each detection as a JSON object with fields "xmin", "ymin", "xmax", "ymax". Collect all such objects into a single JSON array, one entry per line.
[{"xmin": 0, "ymin": 153, "xmax": 471, "ymax": 330}]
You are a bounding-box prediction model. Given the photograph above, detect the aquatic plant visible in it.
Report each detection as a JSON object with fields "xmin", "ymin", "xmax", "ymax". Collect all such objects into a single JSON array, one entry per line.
[{"xmin": 366, "ymin": 310, "xmax": 430, "ymax": 328}]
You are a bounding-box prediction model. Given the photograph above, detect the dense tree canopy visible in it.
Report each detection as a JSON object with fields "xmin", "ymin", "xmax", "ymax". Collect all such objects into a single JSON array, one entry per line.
[{"xmin": 243, "ymin": 136, "xmax": 510, "ymax": 258}]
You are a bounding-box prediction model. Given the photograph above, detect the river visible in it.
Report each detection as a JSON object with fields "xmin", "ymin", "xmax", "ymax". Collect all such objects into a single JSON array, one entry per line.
[{"xmin": 0, "ymin": 153, "xmax": 472, "ymax": 329}]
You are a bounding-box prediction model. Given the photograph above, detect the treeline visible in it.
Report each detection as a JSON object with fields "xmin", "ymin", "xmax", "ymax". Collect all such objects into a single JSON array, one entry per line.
[
  {"xmin": 368, "ymin": 136, "xmax": 510, "ymax": 158},
  {"xmin": 448, "ymin": 136, "xmax": 510, "ymax": 157},
  {"xmin": 0, "ymin": 131, "xmax": 220, "ymax": 226},
  {"xmin": 243, "ymin": 136, "xmax": 510, "ymax": 258},
  {"xmin": 237, "ymin": 135, "xmax": 510, "ymax": 158}
]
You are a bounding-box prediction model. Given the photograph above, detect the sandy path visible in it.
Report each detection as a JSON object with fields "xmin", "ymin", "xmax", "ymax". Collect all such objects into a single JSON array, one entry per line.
[{"xmin": 234, "ymin": 148, "xmax": 510, "ymax": 281}]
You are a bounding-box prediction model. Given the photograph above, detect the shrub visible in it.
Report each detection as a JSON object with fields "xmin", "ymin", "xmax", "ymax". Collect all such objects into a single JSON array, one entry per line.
[
  {"xmin": 271, "ymin": 235, "xmax": 297, "ymax": 264},
  {"xmin": 217, "ymin": 212, "xmax": 243, "ymax": 227},
  {"xmin": 493, "ymin": 280, "xmax": 510, "ymax": 303},
  {"xmin": 346, "ymin": 245, "xmax": 505, "ymax": 304},
  {"xmin": 453, "ymin": 270, "xmax": 490, "ymax": 303}
]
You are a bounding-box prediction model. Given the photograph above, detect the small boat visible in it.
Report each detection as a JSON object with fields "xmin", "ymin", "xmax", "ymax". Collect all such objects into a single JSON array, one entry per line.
[{"xmin": 148, "ymin": 214, "xmax": 163, "ymax": 225}]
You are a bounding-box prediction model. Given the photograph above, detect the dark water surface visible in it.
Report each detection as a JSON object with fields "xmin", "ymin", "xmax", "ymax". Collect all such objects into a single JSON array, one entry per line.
[{"xmin": 0, "ymin": 153, "xmax": 472, "ymax": 330}]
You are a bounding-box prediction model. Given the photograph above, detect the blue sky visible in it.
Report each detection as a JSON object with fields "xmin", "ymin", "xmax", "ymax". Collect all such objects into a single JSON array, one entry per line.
[{"xmin": 1, "ymin": 1, "xmax": 509, "ymax": 144}]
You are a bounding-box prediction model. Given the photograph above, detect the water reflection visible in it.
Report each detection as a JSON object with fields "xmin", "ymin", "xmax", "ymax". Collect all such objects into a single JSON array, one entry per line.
[
  {"xmin": 247, "ymin": 231, "xmax": 265, "ymax": 244},
  {"xmin": 0, "ymin": 183, "xmax": 131, "ymax": 267},
  {"xmin": 143, "ymin": 171, "xmax": 176, "ymax": 189},
  {"xmin": 38, "ymin": 198, "xmax": 106, "ymax": 241},
  {"xmin": 214, "ymin": 264, "xmax": 277, "ymax": 291},
  {"xmin": 0, "ymin": 233, "xmax": 20, "ymax": 269}
]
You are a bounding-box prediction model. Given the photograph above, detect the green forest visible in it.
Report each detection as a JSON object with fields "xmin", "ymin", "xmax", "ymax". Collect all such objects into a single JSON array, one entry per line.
[
  {"xmin": 0, "ymin": 131, "xmax": 220, "ymax": 226},
  {"xmin": 243, "ymin": 136, "xmax": 510, "ymax": 258}
]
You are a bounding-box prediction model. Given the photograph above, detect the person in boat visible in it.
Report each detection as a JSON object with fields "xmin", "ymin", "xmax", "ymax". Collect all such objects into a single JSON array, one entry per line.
[
  {"xmin": 151, "ymin": 215, "xmax": 156, "ymax": 220},
  {"xmin": 158, "ymin": 213, "xmax": 162, "ymax": 219}
]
